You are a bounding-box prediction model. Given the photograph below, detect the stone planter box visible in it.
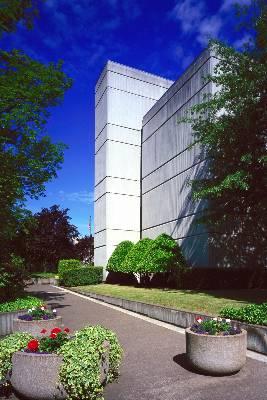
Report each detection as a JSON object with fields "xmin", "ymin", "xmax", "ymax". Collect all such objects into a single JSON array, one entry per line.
[
  {"xmin": 185, "ymin": 328, "xmax": 247, "ymax": 375},
  {"xmin": 11, "ymin": 341, "xmax": 110, "ymax": 400},
  {"xmin": 13, "ymin": 316, "xmax": 63, "ymax": 337},
  {"xmin": 0, "ymin": 310, "xmax": 26, "ymax": 336},
  {"xmin": 27, "ymin": 277, "xmax": 59, "ymax": 285}
]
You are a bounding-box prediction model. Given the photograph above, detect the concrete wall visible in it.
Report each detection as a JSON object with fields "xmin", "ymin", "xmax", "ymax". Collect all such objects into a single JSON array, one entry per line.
[
  {"xmin": 94, "ymin": 61, "xmax": 173, "ymax": 273},
  {"xmin": 141, "ymin": 49, "xmax": 217, "ymax": 267}
]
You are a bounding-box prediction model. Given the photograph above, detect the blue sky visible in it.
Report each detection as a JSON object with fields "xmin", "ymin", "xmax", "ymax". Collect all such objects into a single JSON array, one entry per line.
[{"xmin": 2, "ymin": 0, "xmax": 250, "ymax": 236}]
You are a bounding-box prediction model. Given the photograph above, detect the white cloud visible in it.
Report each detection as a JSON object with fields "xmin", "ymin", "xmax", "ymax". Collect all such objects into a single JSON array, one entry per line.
[
  {"xmin": 197, "ymin": 15, "xmax": 223, "ymax": 46},
  {"xmin": 171, "ymin": 0, "xmax": 205, "ymax": 33},
  {"xmin": 58, "ymin": 190, "xmax": 94, "ymax": 204},
  {"xmin": 173, "ymin": 45, "xmax": 194, "ymax": 70},
  {"xmin": 220, "ymin": 0, "xmax": 250, "ymax": 12}
]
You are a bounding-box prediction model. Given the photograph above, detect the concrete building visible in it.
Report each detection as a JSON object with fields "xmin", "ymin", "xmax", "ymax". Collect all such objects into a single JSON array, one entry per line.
[{"xmin": 94, "ymin": 49, "xmax": 217, "ymax": 273}]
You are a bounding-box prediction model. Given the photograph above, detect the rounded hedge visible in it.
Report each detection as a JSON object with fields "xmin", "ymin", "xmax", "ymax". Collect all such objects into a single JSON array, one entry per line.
[
  {"xmin": 107, "ymin": 241, "xmax": 134, "ymax": 272},
  {"xmin": 122, "ymin": 238, "xmax": 152, "ymax": 274},
  {"xmin": 58, "ymin": 259, "xmax": 81, "ymax": 278}
]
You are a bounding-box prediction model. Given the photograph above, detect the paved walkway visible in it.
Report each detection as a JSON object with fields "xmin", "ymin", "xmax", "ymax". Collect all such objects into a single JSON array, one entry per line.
[{"xmin": 3, "ymin": 284, "xmax": 267, "ymax": 400}]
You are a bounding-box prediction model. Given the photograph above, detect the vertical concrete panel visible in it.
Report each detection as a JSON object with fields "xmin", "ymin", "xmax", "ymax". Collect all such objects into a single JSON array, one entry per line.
[
  {"xmin": 94, "ymin": 61, "xmax": 173, "ymax": 271},
  {"xmin": 141, "ymin": 50, "xmax": 216, "ymax": 267}
]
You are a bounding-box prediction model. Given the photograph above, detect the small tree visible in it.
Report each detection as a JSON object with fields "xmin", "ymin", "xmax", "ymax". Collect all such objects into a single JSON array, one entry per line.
[
  {"xmin": 122, "ymin": 238, "xmax": 153, "ymax": 284},
  {"xmin": 107, "ymin": 241, "xmax": 134, "ymax": 272}
]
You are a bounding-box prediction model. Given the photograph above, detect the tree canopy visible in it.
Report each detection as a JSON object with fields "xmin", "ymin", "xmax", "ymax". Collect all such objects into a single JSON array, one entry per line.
[
  {"xmin": 182, "ymin": 1, "xmax": 267, "ymax": 268},
  {"xmin": 0, "ymin": 0, "xmax": 39, "ymax": 34},
  {"xmin": 16, "ymin": 205, "xmax": 79, "ymax": 272}
]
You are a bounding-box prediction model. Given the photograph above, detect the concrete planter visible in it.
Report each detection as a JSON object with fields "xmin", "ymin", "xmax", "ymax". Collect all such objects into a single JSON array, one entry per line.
[
  {"xmin": 13, "ymin": 316, "xmax": 63, "ymax": 337},
  {"xmin": 11, "ymin": 341, "xmax": 110, "ymax": 400},
  {"xmin": 0, "ymin": 310, "xmax": 27, "ymax": 336},
  {"xmin": 27, "ymin": 277, "xmax": 59, "ymax": 285},
  {"xmin": 185, "ymin": 328, "xmax": 247, "ymax": 375}
]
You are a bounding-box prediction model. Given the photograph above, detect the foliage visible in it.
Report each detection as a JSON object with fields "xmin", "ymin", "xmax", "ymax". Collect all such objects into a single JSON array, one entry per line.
[
  {"xmin": 58, "ymin": 325, "xmax": 123, "ymax": 400},
  {"xmin": 58, "ymin": 259, "xmax": 81, "ymax": 278},
  {"xmin": 0, "ymin": 295, "xmax": 42, "ymax": 313},
  {"xmin": 139, "ymin": 234, "xmax": 187, "ymax": 273},
  {"xmin": 0, "ymin": 255, "xmax": 29, "ymax": 301},
  {"xmin": 220, "ymin": 303, "xmax": 267, "ymax": 326},
  {"xmin": 16, "ymin": 206, "xmax": 79, "ymax": 272},
  {"xmin": 60, "ymin": 267, "xmax": 103, "ymax": 287},
  {"xmin": 122, "ymin": 238, "xmax": 152, "ymax": 273},
  {"xmin": 181, "ymin": 1, "xmax": 267, "ymax": 268},
  {"xmin": 0, "ymin": 49, "xmax": 72, "ymax": 252},
  {"xmin": 74, "ymin": 235, "xmax": 94, "ymax": 264},
  {"xmin": 0, "ymin": 332, "xmax": 33, "ymax": 381},
  {"xmin": 107, "ymin": 241, "xmax": 134, "ymax": 272},
  {"xmin": 0, "ymin": 0, "xmax": 39, "ymax": 34},
  {"xmin": 191, "ymin": 316, "xmax": 241, "ymax": 336},
  {"xmin": 116, "ymin": 235, "xmax": 186, "ymax": 285}
]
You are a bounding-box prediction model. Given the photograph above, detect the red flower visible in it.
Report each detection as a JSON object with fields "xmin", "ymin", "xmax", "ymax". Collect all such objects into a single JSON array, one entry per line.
[
  {"xmin": 64, "ymin": 328, "xmax": 70, "ymax": 333},
  {"xmin": 40, "ymin": 329, "xmax": 47, "ymax": 334},
  {"xmin": 27, "ymin": 339, "xmax": 39, "ymax": 352},
  {"xmin": 51, "ymin": 327, "xmax": 62, "ymax": 335},
  {"xmin": 50, "ymin": 333, "xmax": 57, "ymax": 339}
]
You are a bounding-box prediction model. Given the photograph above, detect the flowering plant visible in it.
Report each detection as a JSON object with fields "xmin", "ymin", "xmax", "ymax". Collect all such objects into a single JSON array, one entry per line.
[
  {"xmin": 18, "ymin": 305, "xmax": 57, "ymax": 321},
  {"xmin": 25, "ymin": 327, "xmax": 70, "ymax": 353},
  {"xmin": 191, "ymin": 316, "xmax": 241, "ymax": 336}
]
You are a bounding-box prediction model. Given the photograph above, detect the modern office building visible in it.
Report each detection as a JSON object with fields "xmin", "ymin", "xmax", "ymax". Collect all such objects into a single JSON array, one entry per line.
[{"xmin": 94, "ymin": 49, "xmax": 217, "ymax": 276}]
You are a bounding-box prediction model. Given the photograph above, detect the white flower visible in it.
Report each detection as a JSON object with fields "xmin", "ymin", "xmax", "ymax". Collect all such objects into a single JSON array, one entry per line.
[
  {"xmin": 212, "ymin": 317, "xmax": 218, "ymax": 321},
  {"xmin": 52, "ymin": 309, "xmax": 57, "ymax": 313},
  {"xmin": 218, "ymin": 317, "xmax": 222, "ymax": 322},
  {"xmin": 32, "ymin": 307, "xmax": 36, "ymax": 311},
  {"xmin": 41, "ymin": 306, "xmax": 45, "ymax": 311},
  {"xmin": 226, "ymin": 318, "xmax": 231, "ymax": 323},
  {"xmin": 196, "ymin": 318, "xmax": 202, "ymax": 323},
  {"xmin": 28, "ymin": 309, "xmax": 32, "ymax": 313}
]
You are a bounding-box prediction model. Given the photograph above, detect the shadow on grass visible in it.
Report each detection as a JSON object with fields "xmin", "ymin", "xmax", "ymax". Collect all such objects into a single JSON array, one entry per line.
[{"xmin": 164, "ymin": 289, "xmax": 267, "ymax": 304}]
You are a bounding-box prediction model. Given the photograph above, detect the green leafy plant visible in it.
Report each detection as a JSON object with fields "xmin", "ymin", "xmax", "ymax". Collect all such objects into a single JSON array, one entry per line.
[
  {"xmin": 58, "ymin": 259, "xmax": 81, "ymax": 278},
  {"xmin": 0, "ymin": 332, "xmax": 33, "ymax": 381},
  {"xmin": 60, "ymin": 266, "xmax": 103, "ymax": 287},
  {"xmin": 0, "ymin": 296, "xmax": 42, "ymax": 313},
  {"xmin": 58, "ymin": 325, "xmax": 123, "ymax": 400},
  {"xmin": 107, "ymin": 241, "xmax": 134, "ymax": 272},
  {"xmin": 0, "ymin": 254, "xmax": 29, "ymax": 301},
  {"xmin": 220, "ymin": 303, "xmax": 267, "ymax": 326}
]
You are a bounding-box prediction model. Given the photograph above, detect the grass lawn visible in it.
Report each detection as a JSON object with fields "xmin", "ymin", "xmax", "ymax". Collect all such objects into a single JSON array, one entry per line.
[{"xmin": 73, "ymin": 284, "xmax": 267, "ymax": 315}]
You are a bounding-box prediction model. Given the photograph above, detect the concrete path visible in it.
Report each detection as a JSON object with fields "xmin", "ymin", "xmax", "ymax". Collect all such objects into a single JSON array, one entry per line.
[{"xmin": 2, "ymin": 284, "xmax": 267, "ymax": 400}]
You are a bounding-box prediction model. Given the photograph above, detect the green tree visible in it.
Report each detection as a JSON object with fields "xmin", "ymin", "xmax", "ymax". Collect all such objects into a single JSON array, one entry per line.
[
  {"xmin": 75, "ymin": 235, "xmax": 94, "ymax": 264},
  {"xmin": 18, "ymin": 205, "xmax": 79, "ymax": 272},
  {"xmin": 107, "ymin": 240, "xmax": 134, "ymax": 272},
  {"xmin": 182, "ymin": 1, "xmax": 267, "ymax": 268},
  {"xmin": 0, "ymin": 0, "xmax": 39, "ymax": 34}
]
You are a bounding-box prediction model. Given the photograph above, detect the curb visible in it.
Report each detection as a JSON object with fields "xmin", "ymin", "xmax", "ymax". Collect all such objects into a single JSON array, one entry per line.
[{"xmin": 67, "ymin": 287, "xmax": 267, "ymax": 356}]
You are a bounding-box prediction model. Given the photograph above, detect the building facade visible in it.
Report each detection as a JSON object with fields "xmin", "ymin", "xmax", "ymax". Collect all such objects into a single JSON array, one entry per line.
[{"xmin": 94, "ymin": 49, "xmax": 217, "ymax": 274}]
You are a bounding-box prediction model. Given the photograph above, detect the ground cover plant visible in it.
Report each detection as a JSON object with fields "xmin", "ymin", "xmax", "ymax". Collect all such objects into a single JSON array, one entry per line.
[
  {"xmin": 220, "ymin": 303, "xmax": 267, "ymax": 326},
  {"xmin": 72, "ymin": 284, "xmax": 267, "ymax": 316},
  {"xmin": 0, "ymin": 296, "xmax": 42, "ymax": 313}
]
